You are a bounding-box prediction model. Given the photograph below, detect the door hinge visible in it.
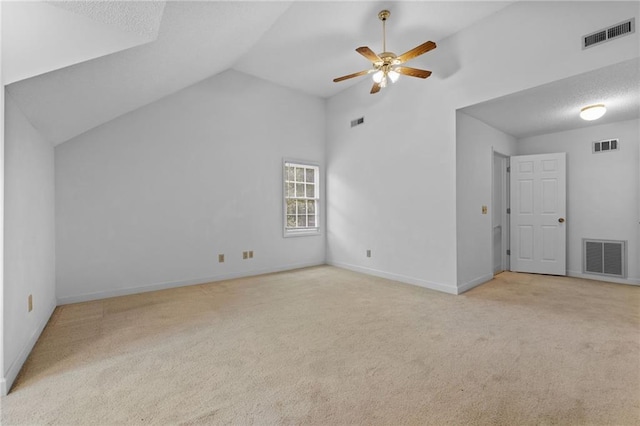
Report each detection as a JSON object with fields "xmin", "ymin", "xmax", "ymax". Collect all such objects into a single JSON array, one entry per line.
[
  {"xmin": 506, "ymin": 208, "xmax": 511, "ymax": 214},
  {"xmin": 506, "ymin": 249, "xmax": 511, "ymax": 255}
]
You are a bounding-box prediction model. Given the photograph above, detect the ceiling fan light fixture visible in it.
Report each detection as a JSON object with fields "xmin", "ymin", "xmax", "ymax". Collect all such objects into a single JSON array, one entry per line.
[
  {"xmin": 332, "ymin": 9, "xmax": 436, "ymax": 94},
  {"xmin": 580, "ymin": 104, "xmax": 606, "ymax": 121}
]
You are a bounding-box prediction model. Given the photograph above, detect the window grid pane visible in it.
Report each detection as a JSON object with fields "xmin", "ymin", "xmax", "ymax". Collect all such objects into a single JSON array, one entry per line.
[{"xmin": 285, "ymin": 163, "xmax": 319, "ymax": 230}]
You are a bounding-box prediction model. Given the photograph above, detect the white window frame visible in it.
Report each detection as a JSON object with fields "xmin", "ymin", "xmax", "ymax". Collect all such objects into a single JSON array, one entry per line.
[{"xmin": 283, "ymin": 159, "xmax": 320, "ymax": 238}]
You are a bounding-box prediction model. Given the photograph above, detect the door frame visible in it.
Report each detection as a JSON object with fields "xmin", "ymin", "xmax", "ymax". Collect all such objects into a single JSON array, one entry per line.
[{"xmin": 492, "ymin": 149, "xmax": 510, "ymax": 275}]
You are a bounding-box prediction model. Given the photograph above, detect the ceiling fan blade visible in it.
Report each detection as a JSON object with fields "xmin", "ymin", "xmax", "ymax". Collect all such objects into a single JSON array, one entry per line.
[
  {"xmin": 356, "ymin": 46, "xmax": 382, "ymax": 63},
  {"xmin": 370, "ymin": 82, "xmax": 381, "ymax": 94},
  {"xmin": 333, "ymin": 70, "xmax": 371, "ymax": 83},
  {"xmin": 395, "ymin": 66, "xmax": 432, "ymax": 79},
  {"xmin": 397, "ymin": 41, "xmax": 437, "ymax": 63}
]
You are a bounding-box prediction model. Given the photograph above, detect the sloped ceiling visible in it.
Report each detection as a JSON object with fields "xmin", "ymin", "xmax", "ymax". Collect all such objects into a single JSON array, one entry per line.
[
  {"xmin": 234, "ymin": 1, "xmax": 511, "ymax": 99},
  {"xmin": 5, "ymin": 1, "xmax": 514, "ymax": 146},
  {"xmin": 2, "ymin": 1, "xmax": 165, "ymax": 84},
  {"xmin": 6, "ymin": 1, "xmax": 293, "ymax": 145}
]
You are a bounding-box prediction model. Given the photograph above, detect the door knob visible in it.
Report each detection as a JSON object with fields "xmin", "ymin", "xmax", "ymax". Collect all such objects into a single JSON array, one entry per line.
[{"xmin": 558, "ymin": 218, "xmax": 565, "ymax": 223}]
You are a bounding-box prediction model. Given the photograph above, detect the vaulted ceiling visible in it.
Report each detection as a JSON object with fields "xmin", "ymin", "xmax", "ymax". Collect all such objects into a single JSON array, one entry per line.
[
  {"xmin": 4, "ymin": 1, "xmax": 639, "ymax": 147},
  {"xmin": 4, "ymin": 1, "xmax": 512, "ymax": 145}
]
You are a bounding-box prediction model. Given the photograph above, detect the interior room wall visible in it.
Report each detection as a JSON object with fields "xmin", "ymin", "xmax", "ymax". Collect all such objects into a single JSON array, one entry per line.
[
  {"xmin": 55, "ymin": 69, "xmax": 326, "ymax": 303},
  {"xmin": 0, "ymin": 0, "xmax": 5, "ymax": 394},
  {"xmin": 3, "ymin": 91, "xmax": 56, "ymax": 393},
  {"xmin": 326, "ymin": 1, "xmax": 638, "ymax": 293},
  {"xmin": 517, "ymin": 119, "xmax": 639, "ymax": 285},
  {"xmin": 456, "ymin": 112, "xmax": 516, "ymax": 291}
]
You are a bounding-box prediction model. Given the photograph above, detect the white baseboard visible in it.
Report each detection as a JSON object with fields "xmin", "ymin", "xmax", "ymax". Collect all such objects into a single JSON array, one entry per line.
[
  {"xmin": 3, "ymin": 299, "xmax": 56, "ymax": 396},
  {"xmin": 566, "ymin": 270, "xmax": 640, "ymax": 286},
  {"xmin": 327, "ymin": 260, "xmax": 458, "ymax": 295},
  {"xmin": 457, "ymin": 273, "xmax": 494, "ymax": 294},
  {"xmin": 57, "ymin": 261, "xmax": 325, "ymax": 305}
]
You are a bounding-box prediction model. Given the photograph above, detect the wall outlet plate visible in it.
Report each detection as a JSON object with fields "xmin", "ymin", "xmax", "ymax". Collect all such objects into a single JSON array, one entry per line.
[
  {"xmin": 366, "ymin": 249, "xmax": 371, "ymax": 258},
  {"xmin": 243, "ymin": 251, "xmax": 248, "ymax": 259},
  {"xmin": 249, "ymin": 251, "xmax": 254, "ymax": 259},
  {"xmin": 218, "ymin": 254, "xmax": 224, "ymax": 263}
]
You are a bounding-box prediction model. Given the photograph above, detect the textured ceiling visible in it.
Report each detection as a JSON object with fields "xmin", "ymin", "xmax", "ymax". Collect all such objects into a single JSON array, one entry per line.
[
  {"xmin": 460, "ymin": 57, "xmax": 640, "ymax": 139},
  {"xmin": 234, "ymin": 1, "xmax": 512, "ymax": 98},
  {"xmin": 7, "ymin": 1, "xmax": 292, "ymax": 145},
  {"xmin": 5, "ymin": 0, "xmax": 512, "ymax": 146},
  {"xmin": 48, "ymin": 1, "xmax": 166, "ymax": 38},
  {"xmin": 2, "ymin": 1, "xmax": 164, "ymax": 84}
]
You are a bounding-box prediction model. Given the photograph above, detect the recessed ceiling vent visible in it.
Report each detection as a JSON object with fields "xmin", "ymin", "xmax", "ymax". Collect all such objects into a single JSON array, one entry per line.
[
  {"xmin": 583, "ymin": 18, "xmax": 635, "ymax": 49},
  {"xmin": 592, "ymin": 138, "xmax": 619, "ymax": 153},
  {"xmin": 350, "ymin": 117, "xmax": 364, "ymax": 128}
]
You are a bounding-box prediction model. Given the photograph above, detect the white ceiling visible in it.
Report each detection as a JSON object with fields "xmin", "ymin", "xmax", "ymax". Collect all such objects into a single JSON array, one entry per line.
[
  {"xmin": 461, "ymin": 57, "xmax": 640, "ymax": 139},
  {"xmin": 8, "ymin": 1, "xmax": 637, "ymax": 146},
  {"xmin": 1, "ymin": 1, "xmax": 164, "ymax": 84},
  {"xmin": 5, "ymin": 1, "xmax": 512, "ymax": 145},
  {"xmin": 233, "ymin": 1, "xmax": 512, "ymax": 98},
  {"xmin": 5, "ymin": 1, "xmax": 293, "ymax": 145}
]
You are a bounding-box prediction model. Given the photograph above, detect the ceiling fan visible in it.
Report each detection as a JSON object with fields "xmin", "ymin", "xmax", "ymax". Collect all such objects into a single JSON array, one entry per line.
[{"xmin": 333, "ymin": 10, "xmax": 436, "ymax": 94}]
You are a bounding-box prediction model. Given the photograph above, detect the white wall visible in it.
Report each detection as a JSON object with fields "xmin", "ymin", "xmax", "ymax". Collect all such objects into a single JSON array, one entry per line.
[
  {"xmin": 517, "ymin": 119, "xmax": 639, "ymax": 285},
  {"xmin": 456, "ymin": 112, "xmax": 516, "ymax": 291},
  {"xmin": 326, "ymin": 1, "xmax": 639, "ymax": 293},
  {"xmin": 55, "ymin": 70, "xmax": 326, "ymax": 303},
  {"xmin": 0, "ymin": 0, "xmax": 5, "ymax": 395},
  {"xmin": 3, "ymin": 91, "xmax": 56, "ymax": 393}
]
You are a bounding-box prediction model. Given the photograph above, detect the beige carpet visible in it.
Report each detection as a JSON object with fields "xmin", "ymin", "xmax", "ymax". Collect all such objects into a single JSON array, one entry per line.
[{"xmin": 2, "ymin": 266, "xmax": 639, "ymax": 425}]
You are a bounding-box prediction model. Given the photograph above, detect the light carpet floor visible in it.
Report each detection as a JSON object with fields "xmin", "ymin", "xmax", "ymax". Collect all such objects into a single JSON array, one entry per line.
[{"xmin": 2, "ymin": 266, "xmax": 639, "ymax": 425}]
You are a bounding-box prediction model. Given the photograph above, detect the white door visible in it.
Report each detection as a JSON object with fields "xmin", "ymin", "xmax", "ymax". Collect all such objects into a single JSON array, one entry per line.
[{"xmin": 510, "ymin": 153, "xmax": 566, "ymax": 275}]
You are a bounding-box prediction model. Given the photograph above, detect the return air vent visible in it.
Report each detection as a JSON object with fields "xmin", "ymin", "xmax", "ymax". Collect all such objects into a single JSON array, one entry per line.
[
  {"xmin": 583, "ymin": 18, "xmax": 635, "ymax": 49},
  {"xmin": 592, "ymin": 138, "xmax": 619, "ymax": 153},
  {"xmin": 583, "ymin": 239, "xmax": 627, "ymax": 278},
  {"xmin": 350, "ymin": 117, "xmax": 364, "ymax": 128}
]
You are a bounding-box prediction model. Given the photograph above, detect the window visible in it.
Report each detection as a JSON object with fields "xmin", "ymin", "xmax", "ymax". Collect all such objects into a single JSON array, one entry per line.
[{"xmin": 283, "ymin": 160, "xmax": 319, "ymax": 237}]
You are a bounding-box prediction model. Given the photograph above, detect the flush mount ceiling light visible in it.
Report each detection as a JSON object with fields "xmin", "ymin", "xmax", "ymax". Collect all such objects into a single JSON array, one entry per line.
[
  {"xmin": 333, "ymin": 10, "xmax": 436, "ymax": 94},
  {"xmin": 580, "ymin": 104, "xmax": 607, "ymax": 121}
]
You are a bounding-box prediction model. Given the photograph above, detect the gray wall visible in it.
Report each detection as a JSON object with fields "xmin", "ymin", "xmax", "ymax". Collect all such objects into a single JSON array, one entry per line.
[
  {"xmin": 4, "ymin": 91, "xmax": 56, "ymax": 391},
  {"xmin": 517, "ymin": 119, "xmax": 639, "ymax": 284},
  {"xmin": 456, "ymin": 112, "xmax": 516, "ymax": 290},
  {"xmin": 326, "ymin": 1, "xmax": 638, "ymax": 293},
  {"xmin": 55, "ymin": 70, "xmax": 326, "ymax": 303}
]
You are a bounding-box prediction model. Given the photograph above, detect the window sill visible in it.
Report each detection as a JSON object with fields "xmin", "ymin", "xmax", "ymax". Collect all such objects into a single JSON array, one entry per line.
[{"xmin": 283, "ymin": 228, "xmax": 321, "ymax": 238}]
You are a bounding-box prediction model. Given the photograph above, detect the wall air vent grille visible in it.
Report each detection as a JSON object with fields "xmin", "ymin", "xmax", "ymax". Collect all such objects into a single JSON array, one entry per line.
[
  {"xmin": 583, "ymin": 18, "xmax": 635, "ymax": 49},
  {"xmin": 583, "ymin": 239, "xmax": 626, "ymax": 278},
  {"xmin": 592, "ymin": 138, "xmax": 619, "ymax": 153},
  {"xmin": 351, "ymin": 117, "xmax": 364, "ymax": 128}
]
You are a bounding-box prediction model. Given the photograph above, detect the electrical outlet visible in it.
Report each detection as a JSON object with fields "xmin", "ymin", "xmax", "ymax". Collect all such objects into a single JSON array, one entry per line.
[
  {"xmin": 218, "ymin": 254, "xmax": 224, "ymax": 263},
  {"xmin": 248, "ymin": 251, "xmax": 254, "ymax": 259},
  {"xmin": 28, "ymin": 294, "xmax": 33, "ymax": 312},
  {"xmin": 482, "ymin": 205, "xmax": 488, "ymax": 214},
  {"xmin": 366, "ymin": 249, "xmax": 371, "ymax": 258},
  {"xmin": 243, "ymin": 251, "xmax": 248, "ymax": 260}
]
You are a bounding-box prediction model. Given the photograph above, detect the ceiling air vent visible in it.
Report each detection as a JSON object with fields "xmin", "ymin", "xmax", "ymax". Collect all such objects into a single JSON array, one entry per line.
[
  {"xmin": 350, "ymin": 117, "xmax": 364, "ymax": 128},
  {"xmin": 583, "ymin": 18, "xmax": 635, "ymax": 49},
  {"xmin": 592, "ymin": 138, "xmax": 619, "ymax": 154}
]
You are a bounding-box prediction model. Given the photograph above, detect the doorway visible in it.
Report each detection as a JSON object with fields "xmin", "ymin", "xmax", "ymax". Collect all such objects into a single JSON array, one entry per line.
[{"xmin": 492, "ymin": 150, "xmax": 510, "ymax": 274}]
